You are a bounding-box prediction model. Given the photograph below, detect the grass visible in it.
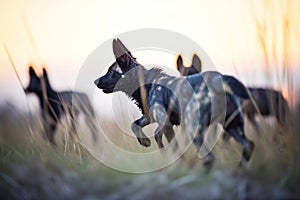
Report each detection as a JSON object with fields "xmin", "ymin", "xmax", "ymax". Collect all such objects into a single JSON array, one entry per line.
[{"xmin": 0, "ymin": 102, "xmax": 300, "ymax": 199}]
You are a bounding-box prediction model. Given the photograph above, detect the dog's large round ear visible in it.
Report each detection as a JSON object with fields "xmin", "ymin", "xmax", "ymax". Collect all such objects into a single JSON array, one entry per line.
[
  {"xmin": 192, "ymin": 54, "xmax": 202, "ymax": 72},
  {"xmin": 176, "ymin": 55, "xmax": 184, "ymax": 70},
  {"xmin": 29, "ymin": 66, "xmax": 37, "ymax": 77}
]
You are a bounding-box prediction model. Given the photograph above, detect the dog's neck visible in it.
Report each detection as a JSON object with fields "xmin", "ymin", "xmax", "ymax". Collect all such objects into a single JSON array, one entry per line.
[
  {"xmin": 35, "ymin": 83, "xmax": 59, "ymax": 110},
  {"xmin": 120, "ymin": 65, "xmax": 168, "ymax": 114}
]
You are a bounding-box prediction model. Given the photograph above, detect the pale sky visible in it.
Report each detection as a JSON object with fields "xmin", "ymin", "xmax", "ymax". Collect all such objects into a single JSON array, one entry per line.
[{"xmin": 0, "ymin": 0, "xmax": 299, "ymax": 110}]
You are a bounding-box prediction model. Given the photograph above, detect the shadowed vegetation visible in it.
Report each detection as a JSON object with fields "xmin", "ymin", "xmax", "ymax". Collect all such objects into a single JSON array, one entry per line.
[{"xmin": 0, "ymin": 101, "xmax": 299, "ymax": 199}]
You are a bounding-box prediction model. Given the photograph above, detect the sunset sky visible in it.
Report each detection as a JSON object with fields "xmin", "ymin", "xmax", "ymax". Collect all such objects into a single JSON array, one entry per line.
[{"xmin": 0, "ymin": 0, "xmax": 299, "ymax": 111}]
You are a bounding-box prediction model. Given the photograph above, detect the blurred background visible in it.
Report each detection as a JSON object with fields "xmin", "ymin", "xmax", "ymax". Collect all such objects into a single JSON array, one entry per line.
[
  {"xmin": 1, "ymin": 0, "xmax": 300, "ymax": 199},
  {"xmin": 0, "ymin": 0, "xmax": 299, "ymax": 110}
]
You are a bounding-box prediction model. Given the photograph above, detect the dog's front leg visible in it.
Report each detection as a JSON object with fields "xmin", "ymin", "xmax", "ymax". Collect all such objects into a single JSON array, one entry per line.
[{"xmin": 131, "ymin": 116, "xmax": 151, "ymax": 147}]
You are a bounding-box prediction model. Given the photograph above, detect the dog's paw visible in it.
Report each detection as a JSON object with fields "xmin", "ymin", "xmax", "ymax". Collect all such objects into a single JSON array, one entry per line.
[{"xmin": 138, "ymin": 138, "xmax": 151, "ymax": 147}]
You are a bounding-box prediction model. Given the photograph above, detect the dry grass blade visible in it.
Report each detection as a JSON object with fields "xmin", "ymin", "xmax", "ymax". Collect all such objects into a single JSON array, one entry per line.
[{"xmin": 3, "ymin": 43, "xmax": 25, "ymax": 90}]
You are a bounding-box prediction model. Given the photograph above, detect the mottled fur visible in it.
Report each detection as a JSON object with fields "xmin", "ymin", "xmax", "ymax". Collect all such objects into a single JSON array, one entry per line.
[
  {"xmin": 177, "ymin": 54, "xmax": 290, "ymax": 130},
  {"xmin": 94, "ymin": 39, "xmax": 254, "ymax": 168}
]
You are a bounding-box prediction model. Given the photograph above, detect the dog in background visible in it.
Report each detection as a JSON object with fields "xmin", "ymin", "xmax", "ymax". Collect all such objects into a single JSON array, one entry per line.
[
  {"xmin": 176, "ymin": 54, "xmax": 290, "ymax": 132},
  {"xmin": 25, "ymin": 67, "xmax": 97, "ymax": 146}
]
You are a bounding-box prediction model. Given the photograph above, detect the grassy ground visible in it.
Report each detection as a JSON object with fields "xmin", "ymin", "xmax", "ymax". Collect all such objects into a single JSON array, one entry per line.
[{"xmin": 0, "ymin": 103, "xmax": 300, "ymax": 200}]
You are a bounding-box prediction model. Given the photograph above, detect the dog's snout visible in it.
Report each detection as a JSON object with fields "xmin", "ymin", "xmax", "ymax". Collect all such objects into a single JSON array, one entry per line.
[
  {"xmin": 94, "ymin": 78, "xmax": 100, "ymax": 86},
  {"xmin": 94, "ymin": 77, "xmax": 106, "ymax": 89}
]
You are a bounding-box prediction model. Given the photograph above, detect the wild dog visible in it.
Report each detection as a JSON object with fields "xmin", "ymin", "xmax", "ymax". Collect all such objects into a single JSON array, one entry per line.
[
  {"xmin": 244, "ymin": 88, "xmax": 290, "ymax": 129},
  {"xmin": 25, "ymin": 67, "xmax": 97, "ymax": 146},
  {"xmin": 177, "ymin": 54, "xmax": 290, "ymax": 131},
  {"xmin": 94, "ymin": 39, "xmax": 254, "ymax": 168}
]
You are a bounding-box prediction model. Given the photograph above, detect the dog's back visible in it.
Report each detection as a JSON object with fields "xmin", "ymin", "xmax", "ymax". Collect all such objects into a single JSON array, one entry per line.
[
  {"xmin": 245, "ymin": 88, "xmax": 290, "ymax": 125},
  {"xmin": 59, "ymin": 91, "xmax": 95, "ymax": 117}
]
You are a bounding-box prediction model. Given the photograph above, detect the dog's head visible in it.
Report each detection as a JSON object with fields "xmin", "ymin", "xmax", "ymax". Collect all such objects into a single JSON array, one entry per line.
[
  {"xmin": 25, "ymin": 67, "xmax": 52, "ymax": 94},
  {"xmin": 25, "ymin": 67, "xmax": 42, "ymax": 94},
  {"xmin": 176, "ymin": 54, "xmax": 202, "ymax": 76},
  {"xmin": 94, "ymin": 38, "xmax": 137, "ymax": 93}
]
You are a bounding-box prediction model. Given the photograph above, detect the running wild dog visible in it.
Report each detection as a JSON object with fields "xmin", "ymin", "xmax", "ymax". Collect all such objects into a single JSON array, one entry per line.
[
  {"xmin": 243, "ymin": 88, "xmax": 290, "ymax": 129},
  {"xmin": 177, "ymin": 54, "xmax": 290, "ymax": 130},
  {"xmin": 94, "ymin": 39, "xmax": 254, "ymax": 167},
  {"xmin": 25, "ymin": 67, "xmax": 97, "ymax": 145}
]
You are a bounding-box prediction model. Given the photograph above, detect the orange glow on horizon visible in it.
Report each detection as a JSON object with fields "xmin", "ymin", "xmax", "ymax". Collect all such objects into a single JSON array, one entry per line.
[{"xmin": 0, "ymin": 0, "xmax": 300, "ymax": 107}]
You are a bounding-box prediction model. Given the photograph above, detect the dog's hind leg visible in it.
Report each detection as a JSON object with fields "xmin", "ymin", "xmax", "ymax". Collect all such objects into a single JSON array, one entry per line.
[
  {"xmin": 162, "ymin": 123, "xmax": 178, "ymax": 151},
  {"xmin": 41, "ymin": 113, "xmax": 56, "ymax": 146},
  {"xmin": 193, "ymin": 125, "xmax": 215, "ymax": 171},
  {"xmin": 185, "ymin": 97, "xmax": 215, "ymax": 170},
  {"xmin": 153, "ymin": 122, "xmax": 177, "ymax": 149},
  {"xmin": 154, "ymin": 125, "xmax": 164, "ymax": 149},
  {"xmin": 45, "ymin": 123, "xmax": 57, "ymax": 146},
  {"xmin": 131, "ymin": 116, "xmax": 151, "ymax": 147},
  {"xmin": 226, "ymin": 125, "xmax": 254, "ymax": 167}
]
